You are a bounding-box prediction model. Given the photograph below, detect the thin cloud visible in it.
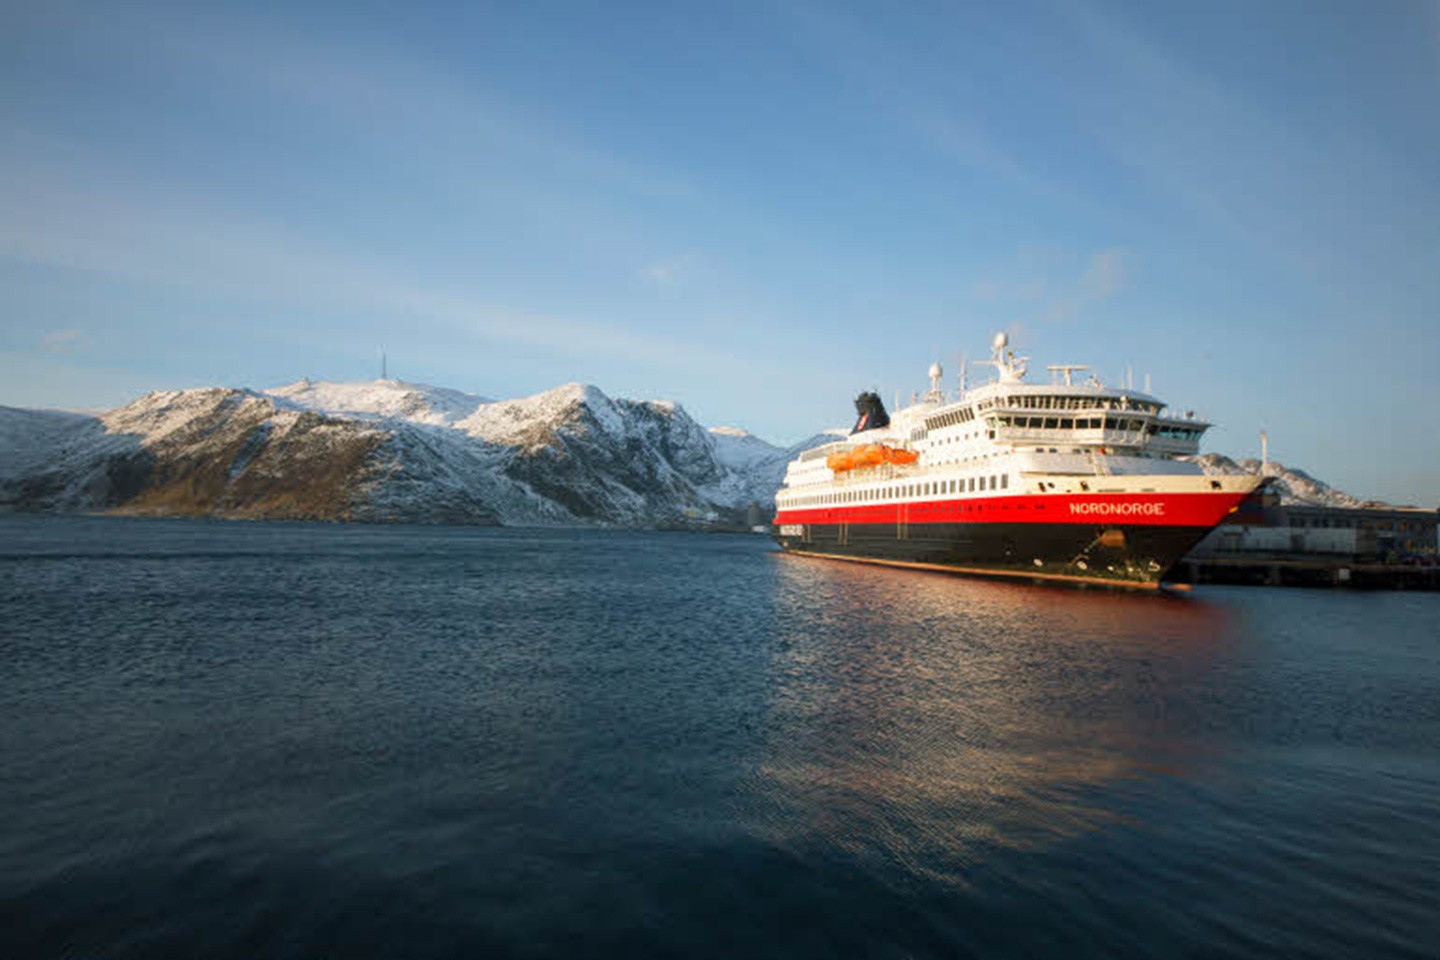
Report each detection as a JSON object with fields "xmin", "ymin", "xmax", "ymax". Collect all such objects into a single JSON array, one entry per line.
[
  {"xmin": 1042, "ymin": 248, "xmax": 1132, "ymax": 323},
  {"xmin": 134, "ymin": 7, "xmax": 697, "ymax": 204},
  {"xmin": 0, "ymin": 146, "xmax": 736, "ymax": 372},
  {"xmin": 637, "ymin": 254, "xmax": 705, "ymax": 287},
  {"xmin": 41, "ymin": 329, "xmax": 86, "ymax": 353},
  {"xmin": 969, "ymin": 247, "xmax": 1125, "ymax": 320},
  {"xmin": 774, "ymin": 0, "xmax": 1097, "ymax": 209},
  {"xmin": 1055, "ymin": 1, "xmax": 1432, "ymax": 287},
  {"xmin": 1080, "ymin": 248, "xmax": 1128, "ymax": 300}
]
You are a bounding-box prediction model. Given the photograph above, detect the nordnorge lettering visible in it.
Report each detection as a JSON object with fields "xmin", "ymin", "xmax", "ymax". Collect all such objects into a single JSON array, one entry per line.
[{"xmin": 1068, "ymin": 501, "xmax": 1165, "ymax": 517}]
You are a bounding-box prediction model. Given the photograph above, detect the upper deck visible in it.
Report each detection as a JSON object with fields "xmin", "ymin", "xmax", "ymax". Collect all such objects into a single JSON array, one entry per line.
[{"xmin": 782, "ymin": 332, "xmax": 1214, "ymax": 491}]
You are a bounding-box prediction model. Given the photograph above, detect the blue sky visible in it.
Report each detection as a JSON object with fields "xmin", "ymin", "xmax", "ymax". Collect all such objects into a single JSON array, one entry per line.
[{"xmin": 2, "ymin": 0, "xmax": 1437, "ymax": 503}]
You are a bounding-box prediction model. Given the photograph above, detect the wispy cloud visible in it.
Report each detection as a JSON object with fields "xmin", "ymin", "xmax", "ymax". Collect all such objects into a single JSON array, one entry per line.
[
  {"xmin": 40, "ymin": 329, "xmax": 86, "ymax": 353},
  {"xmin": 773, "ymin": 1, "xmax": 1078, "ymax": 202},
  {"xmin": 637, "ymin": 254, "xmax": 706, "ymax": 287},
  {"xmin": 1042, "ymin": 247, "xmax": 1131, "ymax": 323},
  {"xmin": 1054, "ymin": 1, "xmax": 1433, "ymax": 287},
  {"xmin": 138, "ymin": 7, "xmax": 697, "ymax": 204},
  {"xmin": 968, "ymin": 246, "xmax": 1128, "ymax": 322},
  {"xmin": 1079, "ymin": 248, "xmax": 1128, "ymax": 300},
  {"xmin": 0, "ymin": 141, "xmax": 731, "ymax": 372}
]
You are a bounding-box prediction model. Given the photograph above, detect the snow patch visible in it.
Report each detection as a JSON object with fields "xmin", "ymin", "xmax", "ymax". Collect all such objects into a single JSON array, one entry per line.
[{"xmin": 267, "ymin": 379, "xmax": 491, "ymax": 426}]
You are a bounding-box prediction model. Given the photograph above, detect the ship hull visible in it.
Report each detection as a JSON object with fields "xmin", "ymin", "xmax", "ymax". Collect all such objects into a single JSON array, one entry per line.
[{"xmin": 772, "ymin": 489, "xmax": 1257, "ymax": 588}]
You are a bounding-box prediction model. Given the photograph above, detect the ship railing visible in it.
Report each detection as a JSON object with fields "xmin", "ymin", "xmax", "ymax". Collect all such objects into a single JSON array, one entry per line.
[
  {"xmin": 993, "ymin": 425, "xmax": 1152, "ymax": 446},
  {"xmin": 831, "ymin": 462, "xmax": 919, "ymax": 484},
  {"xmin": 799, "ymin": 441, "xmax": 848, "ymax": 462}
]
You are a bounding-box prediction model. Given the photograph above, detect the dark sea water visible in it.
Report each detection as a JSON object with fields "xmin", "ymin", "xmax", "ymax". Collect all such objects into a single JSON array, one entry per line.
[{"xmin": 2, "ymin": 516, "xmax": 1438, "ymax": 959}]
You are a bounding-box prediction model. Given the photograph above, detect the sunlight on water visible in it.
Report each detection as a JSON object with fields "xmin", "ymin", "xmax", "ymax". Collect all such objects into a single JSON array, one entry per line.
[{"xmin": 747, "ymin": 559, "xmax": 1235, "ymax": 869}]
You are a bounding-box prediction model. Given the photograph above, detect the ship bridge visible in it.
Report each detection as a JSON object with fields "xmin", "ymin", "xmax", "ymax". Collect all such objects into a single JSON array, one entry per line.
[{"xmin": 912, "ymin": 336, "xmax": 1209, "ymax": 460}]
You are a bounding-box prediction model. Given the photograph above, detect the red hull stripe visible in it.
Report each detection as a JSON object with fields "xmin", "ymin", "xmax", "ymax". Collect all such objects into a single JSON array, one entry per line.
[{"xmin": 774, "ymin": 490, "xmax": 1248, "ymax": 529}]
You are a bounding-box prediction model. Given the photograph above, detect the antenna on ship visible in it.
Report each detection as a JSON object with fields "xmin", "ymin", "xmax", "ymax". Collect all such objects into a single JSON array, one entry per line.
[
  {"xmin": 925, "ymin": 362, "xmax": 945, "ymax": 403},
  {"xmin": 957, "ymin": 353, "xmax": 968, "ymax": 397},
  {"xmin": 1047, "ymin": 364, "xmax": 1089, "ymax": 387},
  {"xmin": 380, "ymin": 347, "xmax": 388, "ymax": 381},
  {"xmin": 1260, "ymin": 430, "xmax": 1269, "ymax": 471}
]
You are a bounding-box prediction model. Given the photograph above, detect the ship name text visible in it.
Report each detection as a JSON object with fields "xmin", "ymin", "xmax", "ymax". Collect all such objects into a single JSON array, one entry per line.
[{"xmin": 1069, "ymin": 501, "xmax": 1165, "ymax": 517}]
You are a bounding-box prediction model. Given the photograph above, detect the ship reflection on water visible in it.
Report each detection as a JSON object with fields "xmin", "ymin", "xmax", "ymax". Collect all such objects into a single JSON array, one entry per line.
[{"xmin": 747, "ymin": 556, "xmax": 1236, "ymax": 872}]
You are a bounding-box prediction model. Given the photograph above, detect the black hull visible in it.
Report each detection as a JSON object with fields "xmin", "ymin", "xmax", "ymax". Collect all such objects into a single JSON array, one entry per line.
[{"xmin": 773, "ymin": 521, "xmax": 1217, "ymax": 587}]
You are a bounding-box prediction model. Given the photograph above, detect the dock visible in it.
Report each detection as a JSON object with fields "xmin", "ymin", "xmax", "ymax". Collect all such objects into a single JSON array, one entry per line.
[{"xmin": 1175, "ymin": 558, "xmax": 1440, "ymax": 590}]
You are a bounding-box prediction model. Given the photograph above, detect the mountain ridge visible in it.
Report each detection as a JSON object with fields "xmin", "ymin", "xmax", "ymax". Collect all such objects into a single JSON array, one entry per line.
[
  {"xmin": 0, "ymin": 380, "xmax": 1395, "ymax": 525},
  {"xmin": 0, "ymin": 379, "xmax": 834, "ymax": 526}
]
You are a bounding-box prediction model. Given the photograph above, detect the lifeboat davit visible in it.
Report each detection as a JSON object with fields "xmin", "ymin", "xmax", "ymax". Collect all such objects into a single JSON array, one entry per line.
[{"xmin": 827, "ymin": 444, "xmax": 918, "ymax": 472}]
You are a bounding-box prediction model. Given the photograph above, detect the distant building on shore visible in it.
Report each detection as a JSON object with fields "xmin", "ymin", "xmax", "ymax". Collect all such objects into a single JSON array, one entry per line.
[{"xmin": 1189, "ymin": 492, "xmax": 1438, "ymax": 563}]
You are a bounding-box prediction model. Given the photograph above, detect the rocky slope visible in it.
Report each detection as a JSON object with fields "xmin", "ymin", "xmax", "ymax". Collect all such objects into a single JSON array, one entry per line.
[
  {"xmin": 0, "ymin": 379, "xmax": 832, "ymax": 526},
  {"xmin": 1188, "ymin": 453, "xmax": 1384, "ymax": 508}
]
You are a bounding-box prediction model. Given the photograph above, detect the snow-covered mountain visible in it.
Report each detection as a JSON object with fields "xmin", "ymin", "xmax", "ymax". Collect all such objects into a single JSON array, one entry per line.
[
  {"xmin": 0, "ymin": 380, "xmax": 833, "ymax": 527},
  {"xmin": 1188, "ymin": 453, "xmax": 1384, "ymax": 509},
  {"xmin": 707, "ymin": 425, "xmax": 840, "ymax": 508}
]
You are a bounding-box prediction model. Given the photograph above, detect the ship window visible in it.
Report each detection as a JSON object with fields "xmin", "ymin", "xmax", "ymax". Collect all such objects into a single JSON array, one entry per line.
[
  {"xmin": 1044, "ymin": 418, "xmax": 1058, "ymax": 429},
  {"xmin": 1001, "ymin": 474, "xmax": 1009, "ymax": 489},
  {"xmin": 1061, "ymin": 418, "xmax": 1072, "ymax": 429}
]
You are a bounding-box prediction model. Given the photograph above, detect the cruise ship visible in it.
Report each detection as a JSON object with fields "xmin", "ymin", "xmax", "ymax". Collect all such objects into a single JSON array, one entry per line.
[{"xmin": 772, "ymin": 333, "xmax": 1266, "ymax": 588}]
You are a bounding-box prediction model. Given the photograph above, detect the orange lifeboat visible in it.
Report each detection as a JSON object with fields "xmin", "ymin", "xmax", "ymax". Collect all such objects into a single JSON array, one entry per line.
[
  {"xmin": 827, "ymin": 444, "xmax": 918, "ymax": 472},
  {"xmin": 884, "ymin": 447, "xmax": 919, "ymax": 465},
  {"xmin": 853, "ymin": 444, "xmax": 888, "ymax": 467}
]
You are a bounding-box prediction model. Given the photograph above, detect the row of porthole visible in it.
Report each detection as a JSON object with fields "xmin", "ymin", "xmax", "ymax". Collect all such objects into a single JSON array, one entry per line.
[{"xmin": 779, "ymin": 474, "xmax": 1010, "ymax": 509}]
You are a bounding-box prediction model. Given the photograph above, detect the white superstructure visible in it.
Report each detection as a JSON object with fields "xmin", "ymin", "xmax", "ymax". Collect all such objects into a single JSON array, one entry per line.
[{"xmin": 776, "ymin": 332, "xmax": 1223, "ymax": 512}]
